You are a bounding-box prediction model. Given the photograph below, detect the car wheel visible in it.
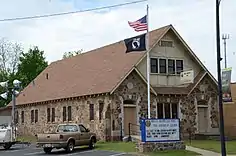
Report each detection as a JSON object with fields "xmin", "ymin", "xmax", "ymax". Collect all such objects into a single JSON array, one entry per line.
[
  {"xmin": 89, "ymin": 138, "xmax": 95, "ymax": 149},
  {"xmin": 66, "ymin": 140, "xmax": 74, "ymax": 153},
  {"xmin": 43, "ymin": 147, "xmax": 52, "ymax": 154},
  {"xmin": 3, "ymin": 143, "xmax": 12, "ymax": 150}
]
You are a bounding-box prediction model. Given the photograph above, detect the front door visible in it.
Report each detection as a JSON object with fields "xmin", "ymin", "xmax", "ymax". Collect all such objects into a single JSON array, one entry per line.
[
  {"xmin": 124, "ymin": 106, "xmax": 137, "ymax": 136},
  {"xmin": 198, "ymin": 107, "xmax": 208, "ymax": 133}
]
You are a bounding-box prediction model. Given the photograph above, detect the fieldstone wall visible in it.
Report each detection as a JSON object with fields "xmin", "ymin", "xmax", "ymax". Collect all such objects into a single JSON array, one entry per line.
[
  {"xmin": 112, "ymin": 70, "xmax": 156, "ymax": 138},
  {"xmin": 180, "ymin": 75, "xmax": 219, "ymax": 138},
  {"xmin": 137, "ymin": 141, "xmax": 186, "ymax": 152},
  {"xmin": 16, "ymin": 95, "xmax": 111, "ymax": 140}
]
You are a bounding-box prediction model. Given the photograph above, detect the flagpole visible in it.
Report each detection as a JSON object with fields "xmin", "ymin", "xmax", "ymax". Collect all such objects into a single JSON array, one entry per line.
[{"xmin": 146, "ymin": 4, "xmax": 151, "ymax": 119}]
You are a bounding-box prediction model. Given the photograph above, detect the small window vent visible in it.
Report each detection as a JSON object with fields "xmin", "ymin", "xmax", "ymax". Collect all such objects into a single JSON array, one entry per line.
[{"xmin": 160, "ymin": 40, "xmax": 173, "ymax": 47}]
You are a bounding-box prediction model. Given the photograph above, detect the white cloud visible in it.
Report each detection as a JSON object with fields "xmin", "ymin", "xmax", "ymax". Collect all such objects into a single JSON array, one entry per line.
[{"xmin": 0, "ymin": 0, "xmax": 235, "ymax": 82}]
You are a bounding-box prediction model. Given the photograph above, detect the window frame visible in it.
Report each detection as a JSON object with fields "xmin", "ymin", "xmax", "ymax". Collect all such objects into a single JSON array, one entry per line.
[
  {"xmin": 159, "ymin": 58, "xmax": 167, "ymax": 74},
  {"xmin": 68, "ymin": 106, "xmax": 72, "ymax": 121},
  {"xmin": 99, "ymin": 102, "xmax": 104, "ymax": 121},
  {"xmin": 156, "ymin": 103, "xmax": 178, "ymax": 119},
  {"xmin": 63, "ymin": 106, "xmax": 66, "ymax": 122},
  {"xmin": 90, "ymin": 104, "xmax": 94, "ymax": 121},
  {"xmin": 159, "ymin": 40, "xmax": 174, "ymax": 47},
  {"xmin": 168, "ymin": 59, "xmax": 176, "ymax": 74},
  {"xmin": 31, "ymin": 110, "xmax": 34, "ymax": 123},
  {"xmin": 176, "ymin": 59, "xmax": 184, "ymax": 74},
  {"xmin": 52, "ymin": 108, "xmax": 55, "ymax": 122},
  {"xmin": 47, "ymin": 108, "xmax": 50, "ymax": 123},
  {"xmin": 150, "ymin": 58, "xmax": 158, "ymax": 73},
  {"xmin": 35, "ymin": 109, "xmax": 38, "ymax": 123},
  {"xmin": 21, "ymin": 111, "xmax": 24, "ymax": 123}
]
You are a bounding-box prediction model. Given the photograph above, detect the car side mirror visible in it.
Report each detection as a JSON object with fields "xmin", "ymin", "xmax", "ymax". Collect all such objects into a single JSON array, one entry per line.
[{"xmin": 86, "ymin": 128, "xmax": 90, "ymax": 132}]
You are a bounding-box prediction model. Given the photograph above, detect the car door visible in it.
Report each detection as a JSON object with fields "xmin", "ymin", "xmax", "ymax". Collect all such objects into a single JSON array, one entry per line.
[{"xmin": 78, "ymin": 125, "xmax": 90, "ymax": 145}]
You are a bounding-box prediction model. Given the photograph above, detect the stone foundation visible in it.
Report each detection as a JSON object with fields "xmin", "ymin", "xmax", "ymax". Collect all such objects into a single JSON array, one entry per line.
[{"xmin": 137, "ymin": 141, "xmax": 186, "ymax": 152}]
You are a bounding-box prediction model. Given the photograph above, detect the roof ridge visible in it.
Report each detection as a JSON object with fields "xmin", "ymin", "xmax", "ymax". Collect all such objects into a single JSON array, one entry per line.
[{"xmin": 51, "ymin": 24, "xmax": 172, "ymax": 65}]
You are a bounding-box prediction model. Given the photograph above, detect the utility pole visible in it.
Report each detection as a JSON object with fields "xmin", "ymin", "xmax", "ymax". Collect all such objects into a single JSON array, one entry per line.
[
  {"xmin": 216, "ymin": 0, "xmax": 226, "ymax": 156},
  {"xmin": 222, "ymin": 34, "xmax": 230, "ymax": 68}
]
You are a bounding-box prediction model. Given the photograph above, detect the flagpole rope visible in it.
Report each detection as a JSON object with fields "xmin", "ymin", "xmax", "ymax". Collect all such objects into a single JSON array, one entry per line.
[{"xmin": 0, "ymin": 0, "xmax": 147, "ymax": 22}]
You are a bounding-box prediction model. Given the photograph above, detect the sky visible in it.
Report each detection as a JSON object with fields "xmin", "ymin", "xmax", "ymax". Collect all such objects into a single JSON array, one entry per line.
[{"xmin": 0, "ymin": 0, "xmax": 235, "ymax": 82}]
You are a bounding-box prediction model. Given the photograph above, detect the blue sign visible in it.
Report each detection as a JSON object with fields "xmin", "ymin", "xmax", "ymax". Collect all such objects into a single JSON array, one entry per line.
[{"xmin": 141, "ymin": 118, "xmax": 180, "ymax": 142}]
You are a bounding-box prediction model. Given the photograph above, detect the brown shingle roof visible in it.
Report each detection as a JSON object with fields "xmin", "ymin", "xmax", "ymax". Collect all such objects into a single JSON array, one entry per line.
[
  {"xmin": 10, "ymin": 25, "xmax": 170, "ymax": 106},
  {"xmin": 153, "ymin": 87, "xmax": 189, "ymax": 95}
]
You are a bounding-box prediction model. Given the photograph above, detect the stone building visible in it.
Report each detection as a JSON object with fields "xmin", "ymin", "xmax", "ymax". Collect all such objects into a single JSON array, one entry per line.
[{"xmin": 5, "ymin": 24, "xmax": 219, "ymax": 141}]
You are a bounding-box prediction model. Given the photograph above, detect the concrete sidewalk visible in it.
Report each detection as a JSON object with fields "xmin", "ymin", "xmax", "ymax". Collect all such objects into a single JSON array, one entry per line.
[{"xmin": 186, "ymin": 146, "xmax": 236, "ymax": 156}]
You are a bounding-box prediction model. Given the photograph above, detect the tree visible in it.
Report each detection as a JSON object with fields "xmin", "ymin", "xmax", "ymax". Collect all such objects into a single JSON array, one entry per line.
[
  {"xmin": 0, "ymin": 38, "xmax": 22, "ymax": 75},
  {"xmin": 62, "ymin": 49, "xmax": 83, "ymax": 59},
  {"xmin": 0, "ymin": 38, "xmax": 22, "ymax": 107},
  {"xmin": 0, "ymin": 70, "xmax": 8, "ymax": 107},
  {"xmin": 16, "ymin": 46, "xmax": 48, "ymax": 88}
]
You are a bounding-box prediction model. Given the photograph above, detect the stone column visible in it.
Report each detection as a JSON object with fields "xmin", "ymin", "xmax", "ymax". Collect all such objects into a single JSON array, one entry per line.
[
  {"xmin": 152, "ymin": 98, "xmax": 157, "ymax": 118},
  {"xmin": 119, "ymin": 96, "xmax": 124, "ymax": 137},
  {"xmin": 207, "ymin": 97, "xmax": 212, "ymax": 133},
  {"xmin": 178, "ymin": 99, "xmax": 183, "ymax": 120},
  {"xmin": 136, "ymin": 96, "xmax": 141, "ymax": 125},
  {"xmin": 194, "ymin": 97, "xmax": 199, "ymax": 133}
]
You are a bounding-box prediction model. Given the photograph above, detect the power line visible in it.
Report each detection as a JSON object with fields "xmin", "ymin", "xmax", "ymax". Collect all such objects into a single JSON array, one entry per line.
[{"xmin": 0, "ymin": 0, "xmax": 147, "ymax": 22}]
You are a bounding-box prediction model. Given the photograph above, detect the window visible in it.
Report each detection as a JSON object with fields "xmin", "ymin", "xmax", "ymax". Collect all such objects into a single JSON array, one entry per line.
[
  {"xmin": 63, "ymin": 107, "xmax": 66, "ymax": 122},
  {"xmin": 157, "ymin": 103, "xmax": 178, "ymax": 119},
  {"xmin": 168, "ymin": 59, "xmax": 175, "ymax": 74},
  {"xmin": 159, "ymin": 59, "xmax": 166, "ymax": 73},
  {"xmin": 150, "ymin": 58, "xmax": 158, "ymax": 73},
  {"xmin": 79, "ymin": 125, "xmax": 87, "ymax": 133},
  {"xmin": 52, "ymin": 108, "xmax": 55, "ymax": 122},
  {"xmin": 157, "ymin": 104, "xmax": 163, "ymax": 119},
  {"xmin": 176, "ymin": 60, "xmax": 183, "ymax": 74},
  {"xmin": 47, "ymin": 108, "xmax": 50, "ymax": 122},
  {"xmin": 21, "ymin": 111, "xmax": 24, "ymax": 123},
  {"xmin": 160, "ymin": 40, "xmax": 173, "ymax": 47},
  {"xmin": 99, "ymin": 102, "xmax": 104, "ymax": 121},
  {"xmin": 164, "ymin": 104, "xmax": 171, "ymax": 118},
  {"xmin": 90, "ymin": 104, "xmax": 94, "ymax": 121},
  {"xmin": 112, "ymin": 120, "xmax": 115, "ymax": 130},
  {"xmin": 172, "ymin": 103, "xmax": 178, "ymax": 119},
  {"xmin": 68, "ymin": 106, "xmax": 72, "ymax": 121},
  {"xmin": 35, "ymin": 109, "xmax": 38, "ymax": 123},
  {"xmin": 31, "ymin": 110, "xmax": 34, "ymax": 123}
]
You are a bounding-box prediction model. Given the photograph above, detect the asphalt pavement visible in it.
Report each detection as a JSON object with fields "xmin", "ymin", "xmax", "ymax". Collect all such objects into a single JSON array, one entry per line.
[{"xmin": 0, "ymin": 144, "xmax": 134, "ymax": 156}]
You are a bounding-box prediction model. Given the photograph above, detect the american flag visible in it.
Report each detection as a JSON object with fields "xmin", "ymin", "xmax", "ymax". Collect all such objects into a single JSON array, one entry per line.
[{"xmin": 128, "ymin": 15, "xmax": 148, "ymax": 32}]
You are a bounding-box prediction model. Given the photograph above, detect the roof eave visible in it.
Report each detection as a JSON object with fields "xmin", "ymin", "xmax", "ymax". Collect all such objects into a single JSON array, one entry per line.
[
  {"xmin": 187, "ymin": 71, "xmax": 207, "ymax": 96},
  {"xmin": 109, "ymin": 67, "xmax": 157, "ymax": 96}
]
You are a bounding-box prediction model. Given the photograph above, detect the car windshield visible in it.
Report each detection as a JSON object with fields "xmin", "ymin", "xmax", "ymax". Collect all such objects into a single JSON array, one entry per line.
[{"xmin": 57, "ymin": 125, "xmax": 78, "ymax": 132}]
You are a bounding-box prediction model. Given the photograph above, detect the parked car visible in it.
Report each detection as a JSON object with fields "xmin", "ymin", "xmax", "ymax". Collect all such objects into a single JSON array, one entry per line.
[
  {"xmin": 0, "ymin": 123, "xmax": 17, "ymax": 150},
  {"xmin": 36, "ymin": 123, "xmax": 97, "ymax": 154}
]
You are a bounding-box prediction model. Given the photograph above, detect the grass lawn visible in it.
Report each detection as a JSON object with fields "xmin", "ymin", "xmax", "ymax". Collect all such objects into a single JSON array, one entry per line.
[
  {"xmin": 186, "ymin": 140, "xmax": 236, "ymax": 155},
  {"xmin": 96, "ymin": 141, "xmax": 200, "ymax": 156},
  {"xmin": 16, "ymin": 135, "xmax": 37, "ymax": 143}
]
